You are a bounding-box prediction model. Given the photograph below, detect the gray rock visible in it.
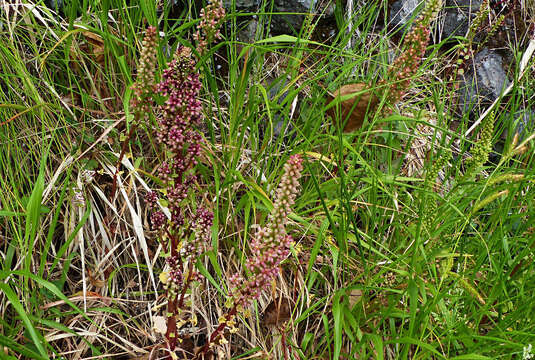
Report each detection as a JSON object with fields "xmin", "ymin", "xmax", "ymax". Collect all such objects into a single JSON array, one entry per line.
[
  {"xmin": 498, "ymin": 110, "xmax": 530, "ymax": 139},
  {"xmin": 458, "ymin": 48, "xmax": 510, "ymax": 114},
  {"xmin": 46, "ymin": 0, "xmax": 64, "ymax": 11},
  {"xmin": 388, "ymin": 0, "xmax": 421, "ymax": 29},
  {"xmin": 222, "ymin": 0, "xmax": 260, "ymax": 8},
  {"xmin": 224, "ymin": 0, "xmax": 332, "ymax": 35},
  {"xmin": 272, "ymin": 0, "xmax": 336, "ymax": 35},
  {"xmin": 237, "ymin": 19, "xmax": 258, "ymax": 43},
  {"xmin": 389, "ymin": 0, "xmax": 485, "ymax": 39},
  {"xmin": 297, "ymin": 0, "xmax": 315, "ymax": 9},
  {"xmin": 512, "ymin": 109, "xmax": 535, "ymax": 138},
  {"xmin": 224, "ymin": 0, "xmax": 315, "ymax": 9},
  {"xmin": 493, "ymin": 109, "xmax": 534, "ymax": 162},
  {"xmin": 269, "ymin": 78, "xmax": 291, "ymax": 138},
  {"xmin": 270, "ymin": 0, "xmax": 315, "ymax": 35},
  {"xmin": 263, "ymin": 77, "xmax": 295, "ymax": 141},
  {"xmin": 441, "ymin": 0, "xmax": 483, "ymax": 39}
]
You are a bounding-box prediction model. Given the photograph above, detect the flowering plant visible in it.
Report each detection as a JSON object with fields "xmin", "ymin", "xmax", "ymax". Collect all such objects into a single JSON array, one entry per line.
[
  {"xmin": 382, "ymin": 0, "xmax": 442, "ymax": 105},
  {"xmin": 146, "ymin": 45, "xmax": 214, "ymax": 352},
  {"xmin": 196, "ymin": 154, "xmax": 304, "ymax": 354},
  {"xmin": 194, "ymin": 0, "xmax": 226, "ymax": 55},
  {"xmin": 133, "ymin": 2, "xmax": 225, "ymax": 354}
]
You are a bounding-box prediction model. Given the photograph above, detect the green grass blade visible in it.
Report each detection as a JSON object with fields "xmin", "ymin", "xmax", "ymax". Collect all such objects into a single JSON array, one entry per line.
[{"xmin": 0, "ymin": 283, "xmax": 48, "ymax": 359}]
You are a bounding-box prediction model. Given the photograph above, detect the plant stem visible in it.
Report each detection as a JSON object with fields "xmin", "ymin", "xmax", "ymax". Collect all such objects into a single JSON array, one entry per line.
[
  {"xmin": 165, "ymin": 296, "xmax": 178, "ymax": 351},
  {"xmin": 196, "ymin": 304, "xmax": 238, "ymax": 357},
  {"xmin": 281, "ymin": 326, "xmax": 289, "ymax": 360}
]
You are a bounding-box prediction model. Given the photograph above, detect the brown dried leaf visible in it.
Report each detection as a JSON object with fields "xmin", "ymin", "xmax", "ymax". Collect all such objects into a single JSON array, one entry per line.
[
  {"xmin": 82, "ymin": 31, "xmax": 103, "ymax": 46},
  {"xmin": 87, "ymin": 268, "xmax": 106, "ymax": 288},
  {"xmin": 261, "ymin": 297, "xmax": 292, "ymax": 327},
  {"xmin": 347, "ymin": 289, "xmax": 363, "ymax": 308},
  {"xmin": 69, "ymin": 31, "xmax": 106, "ymax": 67},
  {"xmin": 326, "ymin": 83, "xmax": 379, "ymax": 133},
  {"xmin": 82, "ymin": 31, "xmax": 105, "ymax": 64}
]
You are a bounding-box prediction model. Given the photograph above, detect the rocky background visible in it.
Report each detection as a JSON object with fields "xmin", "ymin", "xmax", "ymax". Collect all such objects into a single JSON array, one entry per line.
[
  {"xmin": 45, "ymin": 0, "xmax": 534, "ymax": 145},
  {"xmin": 221, "ymin": 0, "xmax": 532, "ymax": 143}
]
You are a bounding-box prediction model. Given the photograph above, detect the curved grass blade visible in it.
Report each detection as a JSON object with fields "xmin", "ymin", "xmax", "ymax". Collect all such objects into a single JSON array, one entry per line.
[{"xmin": 0, "ymin": 283, "xmax": 48, "ymax": 359}]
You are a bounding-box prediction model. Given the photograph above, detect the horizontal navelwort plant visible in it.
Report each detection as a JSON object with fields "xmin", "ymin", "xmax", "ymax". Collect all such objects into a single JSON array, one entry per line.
[
  {"xmin": 146, "ymin": 43, "xmax": 214, "ymax": 353},
  {"xmin": 197, "ymin": 154, "xmax": 304, "ymax": 356},
  {"xmin": 125, "ymin": 2, "xmax": 225, "ymax": 356},
  {"xmin": 380, "ymin": 0, "xmax": 443, "ymax": 106}
]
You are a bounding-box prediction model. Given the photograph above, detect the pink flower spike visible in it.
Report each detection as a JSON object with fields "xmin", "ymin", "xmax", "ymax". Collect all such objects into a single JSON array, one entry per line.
[{"xmin": 229, "ymin": 154, "xmax": 303, "ymax": 308}]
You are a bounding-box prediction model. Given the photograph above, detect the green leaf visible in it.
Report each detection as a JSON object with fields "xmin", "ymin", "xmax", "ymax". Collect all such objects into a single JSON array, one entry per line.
[
  {"xmin": 0, "ymin": 210, "xmax": 23, "ymax": 217},
  {"xmin": 333, "ymin": 291, "xmax": 343, "ymax": 360},
  {"xmin": 256, "ymin": 34, "xmax": 323, "ymax": 47},
  {"xmin": 0, "ymin": 283, "xmax": 48, "ymax": 359},
  {"xmin": 49, "ymin": 204, "xmax": 91, "ymax": 276},
  {"xmin": 368, "ymin": 334, "xmax": 384, "ymax": 360},
  {"xmin": 0, "ymin": 333, "xmax": 45, "ymax": 360},
  {"xmin": 24, "ymin": 153, "xmax": 47, "ymax": 289},
  {"xmin": 6, "ymin": 270, "xmax": 95, "ymax": 326},
  {"xmin": 40, "ymin": 167, "xmax": 72, "ymax": 278},
  {"xmin": 197, "ymin": 257, "xmax": 223, "ymax": 294},
  {"xmin": 139, "ymin": 0, "xmax": 156, "ymax": 26},
  {"xmin": 388, "ymin": 337, "xmax": 445, "ymax": 358},
  {"xmin": 117, "ymin": 55, "xmax": 132, "ymax": 82},
  {"xmin": 408, "ymin": 277, "xmax": 418, "ymax": 336},
  {"xmin": 307, "ymin": 218, "xmax": 329, "ymax": 282}
]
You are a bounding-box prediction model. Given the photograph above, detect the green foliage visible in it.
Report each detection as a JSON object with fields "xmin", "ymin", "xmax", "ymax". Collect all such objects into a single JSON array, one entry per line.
[
  {"xmin": 0, "ymin": 0, "xmax": 534, "ymax": 359},
  {"xmin": 465, "ymin": 111, "xmax": 495, "ymax": 176}
]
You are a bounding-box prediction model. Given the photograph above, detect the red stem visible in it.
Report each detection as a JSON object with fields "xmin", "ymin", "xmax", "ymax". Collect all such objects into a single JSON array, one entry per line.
[
  {"xmin": 281, "ymin": 326, "xmax": 289, "ymax": 360},
  {"xmin": 195, "ymin": 304, "xmax": 238, "ymax": 358},
  {"xmin": 165, "ymin": 296, "xmax": 178, "ymax": 351},
  {"xmin": 165, "ymin": 221, "xmax": 181, "ymax": 352}
]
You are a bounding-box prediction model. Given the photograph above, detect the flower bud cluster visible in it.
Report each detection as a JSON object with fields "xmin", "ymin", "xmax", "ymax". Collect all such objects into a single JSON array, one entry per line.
[
  {"xmin": 419, "ymin": 0, "xmax": 443, "ymax": 24},
  {"xmin": 382, "ymin": 0, "xmax": 442, "ymax": 105},
  {"xmin": 130, "ymin": 26, "xmax": 158, "ymax": 120},
  {"xmin": 422, "ymin": 149, "xmax": 451, "ymax": 231},
  {"xmin": 156, "ymin": 47, "xmax": 203, "ymax": 172},
  {"xmin": 164, "ymin": 255, "xmax": 183, "ymax": 300},
  {"xmin": 133, "ymin": 12, "xmax": 223, "ymax": 352},
  {"xmin": 145, "ymin": 46, "xmax": 213, "ymax": 249},
  {"xmin": 385, "ymin": 22, "xmax": 431, "ymax": 104},
  {"xmin": 137, "ymin": 28, "xmax": 214, "ymax": 352},
  {"xmin": 229, "ymin": 155, "xmax": 304, "ymax": 308},
  {"xmin": 194, "ymin": 0, "xmax": 226, "ymax": 55},
  {"xmin": 186, "ymin": 207, "xmax": 214, "ymax": 256},
  {"xmin": 465, "ymin": 110, "xmax": 495, "ymax": 176}
]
